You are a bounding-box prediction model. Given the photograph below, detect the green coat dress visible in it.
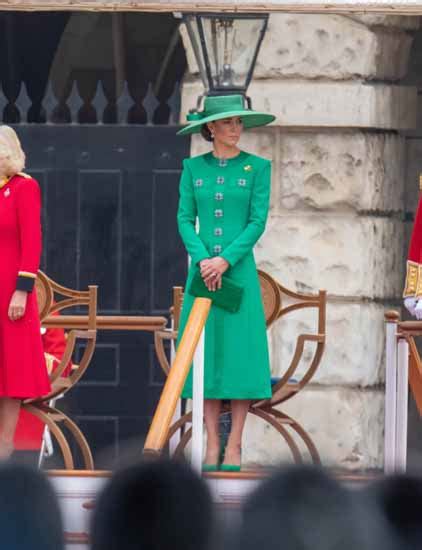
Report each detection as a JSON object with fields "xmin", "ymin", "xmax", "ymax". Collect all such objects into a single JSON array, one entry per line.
[{"xmin": 177, "ymin": 150, "xmax": 272, "ymax": 400}]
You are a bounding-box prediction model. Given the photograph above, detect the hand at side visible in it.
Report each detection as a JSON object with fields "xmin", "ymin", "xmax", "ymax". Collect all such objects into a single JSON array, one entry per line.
[{"xmin": 8, "ymin": 290, "xmax": 28, "ymax": 321}]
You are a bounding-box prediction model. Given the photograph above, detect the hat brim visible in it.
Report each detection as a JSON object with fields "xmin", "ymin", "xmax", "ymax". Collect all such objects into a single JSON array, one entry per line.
[{"xmin": 177, "ymin": 110, "xmax": 276, "ymax": 136}]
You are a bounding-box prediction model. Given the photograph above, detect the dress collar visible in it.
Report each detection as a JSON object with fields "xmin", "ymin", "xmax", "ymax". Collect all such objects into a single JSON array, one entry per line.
[
  {"xmin": 204, "ymin": 150, "xmax": 249, "ymax": 168},
  {"xmin": 0, "ymin": 176, "xmax": 12, "ymax": 190}
]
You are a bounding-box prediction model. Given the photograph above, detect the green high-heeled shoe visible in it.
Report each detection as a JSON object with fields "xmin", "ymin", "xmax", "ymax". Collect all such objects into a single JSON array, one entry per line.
[
  {"xmin": 220, "ymin": 464, "xmax": 241, "ymax": 472},
  {"xmin": 202, "ymin": 464, "xmax": 218, "ymax": 472}
]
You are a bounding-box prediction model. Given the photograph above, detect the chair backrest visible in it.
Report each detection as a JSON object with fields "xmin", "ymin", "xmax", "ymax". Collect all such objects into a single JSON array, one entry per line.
[
  {"xmin": 255, "ymin": 269, "xmax": 326, "ymax": 408},
  {"xmin": 155, "ymin": 270, "xmax": 326, "ymax": 404},
  {"xmin": 30, "ymin": 270, "xmax": 98, "ymax": 403}
]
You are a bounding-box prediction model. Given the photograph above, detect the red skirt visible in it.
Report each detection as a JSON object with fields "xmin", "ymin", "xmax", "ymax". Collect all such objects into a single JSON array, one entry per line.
[{"xmin": 0, "ymin": 289, "xmax": 51, "ymax": 399}]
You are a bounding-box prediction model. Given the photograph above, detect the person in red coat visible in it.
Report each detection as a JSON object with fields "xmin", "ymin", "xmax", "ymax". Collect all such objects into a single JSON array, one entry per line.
[
  {"xmin": 0, "ymin": 125, "xmax": 51, "ymax": 458},
  {"xmin": 404, "ymin": 183, "xmax": 422, "ymax": 318}
]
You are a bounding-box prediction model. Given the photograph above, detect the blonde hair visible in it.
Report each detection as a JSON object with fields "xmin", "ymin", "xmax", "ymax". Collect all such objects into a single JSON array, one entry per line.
[{"xmin": 0, "ymin": 126, "xmax": 25, "ymax": 176}]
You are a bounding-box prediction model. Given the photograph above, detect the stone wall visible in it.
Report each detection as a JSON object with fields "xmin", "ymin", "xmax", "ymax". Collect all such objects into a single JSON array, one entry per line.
[{"xmin": 180, "ymin": 13, "xmax": 419, "ymax": 470}]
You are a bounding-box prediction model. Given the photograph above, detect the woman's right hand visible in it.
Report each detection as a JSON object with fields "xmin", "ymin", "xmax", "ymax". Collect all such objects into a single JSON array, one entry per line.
[
  {"xmin": 404, "ymin": 296, "xmax": 418, "ymax": 317},
  {"xmin": 199, "ymin": 259, "xmax": 223, "ymax": 292}
]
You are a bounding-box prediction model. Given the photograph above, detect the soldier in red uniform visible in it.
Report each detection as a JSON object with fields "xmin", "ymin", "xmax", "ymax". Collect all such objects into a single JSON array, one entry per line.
[
  {"xmin": 0, "ymin": 126, "xmax": 50, "ymax": 458},
  {"xmin": 404, "ymin": 187, "xmax": 422, "ymax": 319},
  {"xmin": 15, "ymin": 323, "xmax": 70, "ymax": 452}
]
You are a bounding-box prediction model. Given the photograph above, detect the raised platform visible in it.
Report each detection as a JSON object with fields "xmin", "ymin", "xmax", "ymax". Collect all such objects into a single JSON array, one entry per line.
[{"xmin": 48, "ymin": 468, "xmax": 381, "ymax": 549}]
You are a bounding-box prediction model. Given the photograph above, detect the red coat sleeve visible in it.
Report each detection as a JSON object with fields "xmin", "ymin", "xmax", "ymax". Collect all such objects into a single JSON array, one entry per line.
[
  {"xmin": 15, "ymin": 177, "xmax": 42, "ymax": 292},
  {"xmin": 42, "ymin": 326, "xmax": 67, "ymax": 360}
]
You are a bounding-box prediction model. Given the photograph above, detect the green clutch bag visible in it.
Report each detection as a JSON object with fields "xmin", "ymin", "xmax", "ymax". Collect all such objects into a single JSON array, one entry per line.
[{"xmin": 188, "ymin": 270, "xmax": 244, "ymax": 313}]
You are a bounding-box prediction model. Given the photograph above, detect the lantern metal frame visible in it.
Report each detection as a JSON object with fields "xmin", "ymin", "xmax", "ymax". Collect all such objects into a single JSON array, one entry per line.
[{"xmin": 182, "ymin": 12, "xmax": 269, "ymax": 97}]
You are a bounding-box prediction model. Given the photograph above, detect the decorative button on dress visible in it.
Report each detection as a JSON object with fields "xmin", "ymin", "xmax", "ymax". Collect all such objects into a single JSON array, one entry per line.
[
  {"xmin": 177, "ymin": 151, "xmax": 272, "ymax": 400},
  {"xmin": 0, "ymin": 174, "xmax": 51, "ymax": 399}
]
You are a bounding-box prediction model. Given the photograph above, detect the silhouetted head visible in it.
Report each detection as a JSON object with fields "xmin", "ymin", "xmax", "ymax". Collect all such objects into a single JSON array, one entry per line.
[
  {"xmin": 0, "ymin": 463, "xmax": 63, "ymax": 550},
  {"xmin": 91, "ymin": 458, "xmax": 214, "ymax": 550},
  {"xmin": 362, "ymin": 474, "xmax": 422, "ymax": 550},
  {"xmin": 235, "ymin": 465, "xmax": 398, "ymax": 550}
]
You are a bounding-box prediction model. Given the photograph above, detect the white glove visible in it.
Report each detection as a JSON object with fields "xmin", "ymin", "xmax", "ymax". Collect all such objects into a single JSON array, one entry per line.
[
  {"xmin": 404, "ymin": 297, "xmax": 418, "ymax": 316},
  {"xmin": 415, "ymin": 300, "xmax": 422, "ymax": 320}
]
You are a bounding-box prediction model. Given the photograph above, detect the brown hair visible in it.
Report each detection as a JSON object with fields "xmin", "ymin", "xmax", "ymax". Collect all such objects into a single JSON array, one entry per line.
[
  {"xmin": 0, "ymin": 125, "xmax": 25, "ymax": 176},
  {"xmin": 200, "ymin": 124, "xmax": 213, "ymax": 142}
]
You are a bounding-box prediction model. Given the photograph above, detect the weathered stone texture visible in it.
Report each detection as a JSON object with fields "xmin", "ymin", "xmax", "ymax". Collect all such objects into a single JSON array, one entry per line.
[
  {"xmin": 347, "ymin": 14, "xmax": 420, "ymax": 30},
  {"xmin": 266, "ymin": 302, "xmax": 386, "ymax": 387},
  {"xmin": 255, "ymin": 14, "xmax": 413, "ymax": 81},
  {"xmin": 256, "ymin": 214, "xmax": 404, "ymax": 299},
  {"xmin": 191, "ymin": 130, "xmax": 405, "ymax": 215},
  {"xmin": 243, "ymin": 387, "xmax": 384, "ymax": 470},
  {"xmin": 181, "ymin": 79, "xmax": 417, "ymax": 130}
]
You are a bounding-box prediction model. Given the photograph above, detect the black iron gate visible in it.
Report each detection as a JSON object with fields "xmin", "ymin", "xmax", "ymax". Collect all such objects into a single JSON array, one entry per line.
[
  {"xmin": 1, "ymin": 11, "xmax": 190, "ymax": 467},
  {"xmin": 22, "ymin": 124, "xmax": 189, "ymax": 468}
]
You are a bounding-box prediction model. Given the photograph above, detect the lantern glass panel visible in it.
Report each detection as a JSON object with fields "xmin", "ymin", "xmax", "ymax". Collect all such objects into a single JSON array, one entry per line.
[{"xmin": 200, "ymin": 16, "xmax": 266, "ymax": 91}]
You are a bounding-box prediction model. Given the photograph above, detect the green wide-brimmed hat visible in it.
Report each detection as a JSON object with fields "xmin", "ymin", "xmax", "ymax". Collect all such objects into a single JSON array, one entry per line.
[{"xmin": 177, "ymin": 94, "xmax": 275, "ymax": 136}]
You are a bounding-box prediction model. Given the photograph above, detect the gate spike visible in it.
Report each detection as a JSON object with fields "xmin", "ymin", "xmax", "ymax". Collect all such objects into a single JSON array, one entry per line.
[
  {"xmin": 117, "ymin": 81, "xmax": 132, "ymax": 124},
  {"xmin": 67, "ymin": 81, "xmax": 84, "ymax": 123},
  {"xmin": 43, "ymin": 81, "xmax": 57, "ymax": 124},
  {"xmin": 143, "ymin": 82, "xmax": 159, "ymax": 125},
  {"xmin": 92, "ymin": 81, "xmax": 108, "ymax": 124},
  {"xmin": 0, "ymin": 86, "xmax": 8, "ymax": 122},
  {"xmin": 15, "ymin": 83, "xmax": 31, "ymax": 124}
]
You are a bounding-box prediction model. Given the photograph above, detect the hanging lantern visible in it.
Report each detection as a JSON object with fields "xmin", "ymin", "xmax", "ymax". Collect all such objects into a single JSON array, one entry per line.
[{"xmin": 182, "ymin": 12, "xmax": 269, "ymax": 96}]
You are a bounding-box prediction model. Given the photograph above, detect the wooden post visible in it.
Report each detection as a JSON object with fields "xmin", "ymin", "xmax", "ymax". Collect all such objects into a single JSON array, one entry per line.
[
  {"xmin": 384, "ymin": 310, "xmax": 400, "ymax": 474},
  {"xmin": 144, "ymin": 297, "xmax": 211, "ymax": 454},
  {"xmin": 396, "ymin": 338, "xmax": 409, "ymax": 472}
]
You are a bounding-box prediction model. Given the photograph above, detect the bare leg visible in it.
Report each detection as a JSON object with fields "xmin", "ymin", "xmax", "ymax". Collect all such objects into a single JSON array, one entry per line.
[
  {"xmin": 0, "ymin": 397, "xmax": 20, "ymax": 458},
  {"xmin": 204, "ymin": 399, "xmax": 221, "ymax": 464},
  {"xmin": 223, "ymin": 400, "xmax": 250, "ymax": 466}
]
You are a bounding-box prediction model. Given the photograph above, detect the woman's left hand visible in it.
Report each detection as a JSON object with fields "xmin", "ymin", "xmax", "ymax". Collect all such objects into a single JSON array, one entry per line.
[
  {"xmin": 8, "ymin": 290, "xmax": 28, "ymax": 321},
  {"xmin": 201, "ymin": 257, "xmax": 229, "ymax": 291}
]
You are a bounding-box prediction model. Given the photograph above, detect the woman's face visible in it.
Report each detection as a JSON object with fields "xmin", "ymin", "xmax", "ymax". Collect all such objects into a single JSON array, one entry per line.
[
  {"xmin": 0, "ymin": 155, "xmax": 9, "ymax": 178},
  {"xmin": 208, "ymin": 116, "xmax": 243, "ymax": 147}
]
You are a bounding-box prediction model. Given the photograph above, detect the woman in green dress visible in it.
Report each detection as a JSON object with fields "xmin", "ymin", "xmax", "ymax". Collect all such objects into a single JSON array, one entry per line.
[{"xmin": 176, "ymin": 94, "xmax": 275, "ymax": 471}]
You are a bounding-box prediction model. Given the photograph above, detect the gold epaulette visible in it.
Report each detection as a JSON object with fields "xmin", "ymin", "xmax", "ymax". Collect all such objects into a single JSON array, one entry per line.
[
  {"xmin": 404, "ymin": 260, "xmax": 420, "ymax": 298},
  {"xmin": 17, "ymin": 172, "xmax": 31, "ymax": 179},
  {"xmin": 403, "ymin": 260, "xmax": 422, "ymax": 298}
]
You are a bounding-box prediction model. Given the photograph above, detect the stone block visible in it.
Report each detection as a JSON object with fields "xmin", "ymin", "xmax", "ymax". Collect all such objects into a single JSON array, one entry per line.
[
  {"xmin": 405, "ymin": 137, "xmax": 422, "ymax": 213},
  {"xmin": 180, "ymin": 80, "xmax": 417, "ymax": 130},
  {"xmin": 192, "ymin": 130, "xmax": 405, "ymax": 214},
  {"xmin": 255, "ymin": 14, "xmax": 413, "ymax": 81},
  {"xmin": 278, "ymin": 131, "xmax": 403, "ymax": 213},
  {"xmin": 266, "ymin": 301, "xmax": 387, "ymax": 387},
  {"xmin": 347, "ymin": 14, "xmax": 420, "ymax": 30},
  {"xmin": 243, "ymin": 386, "xmax": 384, "ymax": 470},
  {"xmin": 256, "ymin": 214, "xmax": 404, "ymax": 299}
]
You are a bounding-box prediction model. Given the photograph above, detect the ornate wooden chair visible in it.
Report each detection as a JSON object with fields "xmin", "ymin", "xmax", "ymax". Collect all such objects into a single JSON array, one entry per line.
[
  {"xmin": 24, "ymin": 270, "xmax": 98, "ymax": 470},
  {"xmin": 154, "ymin": 270, "xmax": 326, "ymax": 464}
]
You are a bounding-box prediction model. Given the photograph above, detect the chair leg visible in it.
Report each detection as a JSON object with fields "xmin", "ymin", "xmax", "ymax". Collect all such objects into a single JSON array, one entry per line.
[
  {"xmin": 270, "ymin": 408, "xmax": 321, "ymax": 465},
  {"xmin": 249, "ymin": 408, "xmax": 303, "ymax": 464},
  {"xmin": 50, "ymin": 407, "xmax": 94, "ymax": 470},
  {"xmin": 23, "ymin": 404, "xmax": 75, "ymax": 470},
  {"xmin": 166, "ymin": 412, "xmax": 192, "ymax": 446},
  {"xmin": 174, "ymin": 427, "xmax": 193, "ymax": 459}
]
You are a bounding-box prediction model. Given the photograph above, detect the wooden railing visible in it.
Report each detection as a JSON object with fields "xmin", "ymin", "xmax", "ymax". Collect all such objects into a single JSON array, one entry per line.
[
  {"xmin": 43, "ymin": 315, "xmax": 166, "ymax": 332},
  {"xmin": 143, "ymin": 297, "xmax": 212, "ymax": 456}
]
